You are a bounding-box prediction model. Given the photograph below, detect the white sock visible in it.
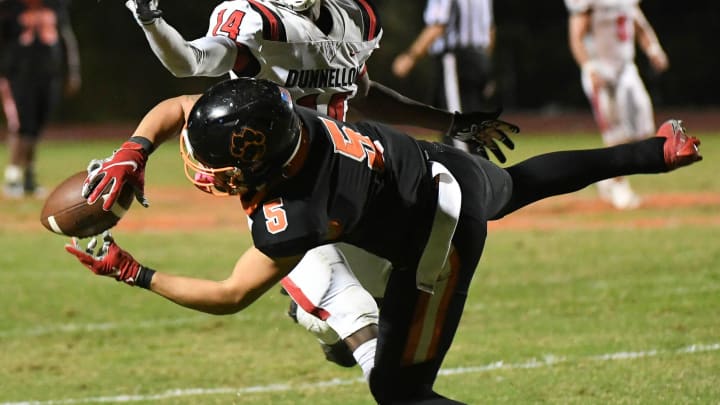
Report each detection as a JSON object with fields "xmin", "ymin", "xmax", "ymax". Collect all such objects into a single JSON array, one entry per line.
[
  {"xmin": 352, "ymin": 338, "xmax": 377, "ymax": 381},
  {"xmin": 4, "ymin": 165, "xmax": 22, "ymax": 183}
]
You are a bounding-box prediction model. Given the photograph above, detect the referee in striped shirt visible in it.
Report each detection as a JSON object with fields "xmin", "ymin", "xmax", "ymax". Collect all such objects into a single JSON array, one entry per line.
[{"xmin": 393, "ymin": 0, "xmax": 496, "ymax": 149}]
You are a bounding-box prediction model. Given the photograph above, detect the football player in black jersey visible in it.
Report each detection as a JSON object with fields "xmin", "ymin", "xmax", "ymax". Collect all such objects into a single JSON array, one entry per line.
[
  {"xmin": 0, "ymin": 0, "xmax": 81, "ymax": 197},
  {"xmin": 67, "ymin": 78, "xmax": 702, "ymax": 404},
  {"xmin": 120, "ymin": 0, "xmax": 518, "ymax": 375}
]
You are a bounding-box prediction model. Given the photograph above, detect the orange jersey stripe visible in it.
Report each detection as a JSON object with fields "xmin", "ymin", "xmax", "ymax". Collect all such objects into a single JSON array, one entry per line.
[
  {"xmin": 403, "ymin": 287, "xmax": 432, "ymax": 365},
  {"xmin": 401, "ymin": 246, "xmax": 462, "ymax": 365},
  {"xmin": 424, "ymin": 249, "xmax": 461, "ymax": 359}
]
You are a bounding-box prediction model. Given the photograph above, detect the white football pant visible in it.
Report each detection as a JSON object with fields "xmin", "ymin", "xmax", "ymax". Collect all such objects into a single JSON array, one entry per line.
[
  {"xmin": 282, "ymin": 243, "xmax": 390, "ymax": 344},
  {"xmin": 581, "ymin": 62, "xmax": 656, "ymax": 146}
]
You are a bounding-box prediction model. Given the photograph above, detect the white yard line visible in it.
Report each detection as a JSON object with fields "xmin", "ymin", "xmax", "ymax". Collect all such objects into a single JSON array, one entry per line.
[
  {"xmin": 0, "ymin": 317, "xmax": 208, "ymax": 338},
  {"xmin": 2, "ymin": 343, "xmax": 718, "ymax": 405},
  {"xmin": 0, "ymin": 313, "xmax": 287, "ymax": 338}
]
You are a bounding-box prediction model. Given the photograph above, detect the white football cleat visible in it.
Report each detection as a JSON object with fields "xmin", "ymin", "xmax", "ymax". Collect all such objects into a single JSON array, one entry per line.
[
  {"xmin": 610, "ymin": 178, "xmax": 641, "ymax": 210},
  {"xmin": 597, "ymin": 178, "xmax": 641, "ymax": 210}
]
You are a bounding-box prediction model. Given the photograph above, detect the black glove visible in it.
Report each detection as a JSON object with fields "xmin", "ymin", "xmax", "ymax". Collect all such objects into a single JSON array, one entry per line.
[
  {"xmin": 126, "ymin": 0, "xmax": 162, "ymax": 25},
  {"xmin": 446, "ymin": 109, "xmax": 519, "ymax": 163}
]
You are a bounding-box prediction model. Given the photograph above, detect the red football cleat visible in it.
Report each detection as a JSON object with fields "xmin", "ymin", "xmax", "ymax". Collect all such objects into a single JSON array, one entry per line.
[{"xmin": 656, "ymin": 119, "xmax": 702, "ymax": 170}]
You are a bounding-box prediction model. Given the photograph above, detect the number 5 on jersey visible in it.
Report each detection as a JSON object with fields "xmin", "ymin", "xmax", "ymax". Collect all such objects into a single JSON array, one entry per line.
[
  {"xmin": 319, "ymin": 117, "xmax": 385, "ymax": 171},
  {"xmin": 263, "ymin": 198, "xmax": 288, "ymax": 234}
]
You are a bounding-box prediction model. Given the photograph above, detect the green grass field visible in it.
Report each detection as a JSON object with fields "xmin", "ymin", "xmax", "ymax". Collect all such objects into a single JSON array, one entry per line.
[{"xmin": 0, "ymin": 131, "xmax": 718, "ymax": 404}]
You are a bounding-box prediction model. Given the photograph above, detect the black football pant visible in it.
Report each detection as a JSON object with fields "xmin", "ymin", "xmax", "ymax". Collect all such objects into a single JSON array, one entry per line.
[
  {"xmin": 8, "ymin": 74, "xmax": 62, "ymax": 139},
  {"xmin": 494, "ymin": 137, "xmax": 668, "ymax": 218},
  {"xmin": 368, "ymin": 138, "xmax": 668, "ymax": 404},
  {"xmin": 369, "ymin": 143, "xmax": 497, "ymax": 404}
]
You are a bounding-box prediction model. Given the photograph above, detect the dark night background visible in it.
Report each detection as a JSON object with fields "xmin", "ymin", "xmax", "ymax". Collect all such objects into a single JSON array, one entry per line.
[{"xmin": 56, "ymin": 0, "xmax": 719, "ymax": 123}]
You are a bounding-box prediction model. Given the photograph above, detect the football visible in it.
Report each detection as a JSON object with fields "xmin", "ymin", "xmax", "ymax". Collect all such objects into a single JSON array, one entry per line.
[{"xmin": 40, "ymin": 171, "xmax": 134, "ymax": 238}]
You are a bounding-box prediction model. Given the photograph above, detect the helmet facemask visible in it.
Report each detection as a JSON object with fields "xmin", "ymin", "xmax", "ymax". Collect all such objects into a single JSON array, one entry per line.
[
  {"xmin": 181, "ymin": 123, "xmax": 304, "ymax": 197},
  {"xmin": 181, "ymin": 131, "xmax": 252, "ymax": 196}
]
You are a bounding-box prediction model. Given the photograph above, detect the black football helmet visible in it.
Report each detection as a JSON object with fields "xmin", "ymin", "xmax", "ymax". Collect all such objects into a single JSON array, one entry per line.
[{"xmin": 182, "ymin": 78, "xmax": 302, "ymax": 194}]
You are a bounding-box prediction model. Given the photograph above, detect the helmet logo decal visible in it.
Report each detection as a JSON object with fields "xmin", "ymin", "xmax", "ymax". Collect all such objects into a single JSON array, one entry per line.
[
  {"xmin": 230, "ymin": 128, "xmax": 267, "ymax": 164},
  {"xmin": 279, "ymin": 87, "xmax": 293, "ymax": 106}
]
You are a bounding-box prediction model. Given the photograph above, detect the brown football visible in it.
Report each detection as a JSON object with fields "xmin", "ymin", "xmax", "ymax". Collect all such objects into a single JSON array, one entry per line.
[{"xmin": 40, "ymin": 171, "xmax": 134, "ymax": 238}]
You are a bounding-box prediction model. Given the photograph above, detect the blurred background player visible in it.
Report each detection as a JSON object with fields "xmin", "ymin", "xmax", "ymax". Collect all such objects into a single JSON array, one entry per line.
[
  {"xmin": 109, "ymin": 0, "xmax": 515, "ymax": 378},
  {"xmin": 565, "ymin": 0, "xmax": 668, "ymax": 209},
  {"xmin": 392, "ymin": 0, "xmax": 497, "ymax": 151},
  {"xmin": 0, "ymin": 0, "xmax": 80, "ymax": 198}
]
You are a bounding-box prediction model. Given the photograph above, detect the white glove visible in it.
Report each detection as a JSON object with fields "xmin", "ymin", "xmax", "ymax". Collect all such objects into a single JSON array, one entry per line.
[{"xmin": 125, "ymin": 0, "xmax": 162, "ymax": 26}]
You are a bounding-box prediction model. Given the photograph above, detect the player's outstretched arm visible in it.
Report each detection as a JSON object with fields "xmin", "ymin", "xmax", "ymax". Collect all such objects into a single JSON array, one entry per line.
[
  {"xmin": 66, "ymin": 233, "xmax": 301, "ymax": 315},
  {"xmin": 129, "ymin": 94, "xmax": 200, "ymax": 145},
  {"xmin": 126, "ymin": 0, "xmax": 162, "ymax": 24},
  {"xmin": 350, "ymin": 76, "xmax": 518, "ymax": 162},
  {"xmin": 633, "ymin": 6, "xmax": 668, "ymax": 72},
  {"xmin": 125, "ymin": 0, "xmax": 237, "ymax": 77},
  {"xmin": 83, "ymin": 94, "xmax": 200, "ymax": 210}
]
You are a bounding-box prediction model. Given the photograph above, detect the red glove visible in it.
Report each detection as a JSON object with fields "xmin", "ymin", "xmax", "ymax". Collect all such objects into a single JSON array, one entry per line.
[
  {"xmin": 83, "ymin": 140, "xmax": 150, "ymax": 211},
  {"xmin": 65, "ymin": 232, "xmax": 153, "ymax": 287}
]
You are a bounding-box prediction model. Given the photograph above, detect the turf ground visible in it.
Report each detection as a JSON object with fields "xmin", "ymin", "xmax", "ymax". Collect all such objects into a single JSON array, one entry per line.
[{"xmin": 0, "ymin": 128, "xmax": 718, "ymax": 404}]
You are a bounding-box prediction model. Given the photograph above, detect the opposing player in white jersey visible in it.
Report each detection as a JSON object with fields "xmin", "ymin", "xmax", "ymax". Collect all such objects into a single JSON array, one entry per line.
[
  {"xmin": 85, "ymin": 0, "xmax": 517, "ymax": 380},
  {"xmin": 565, "ymin": 0, "xmax": 669, "ymax": 209}
]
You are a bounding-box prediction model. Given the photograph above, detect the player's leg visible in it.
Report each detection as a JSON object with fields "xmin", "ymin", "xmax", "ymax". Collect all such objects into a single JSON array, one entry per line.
[
  {"xmin": 4, "ymin": 76, "xmax": 54, "ymax": 198},
  {"xmin": 370, "ymin": 258, "xmax": 475, "ymax": 404},
  {"xmin": 605, "ymin": 64, "xmax": 659, "ymax": 208},
  {"xmin": 455, "ymin": 47, "xmax": 494, "ymax": 112},
  {"xmin": 433, "ymin": 52, "xmax": 471, "ymax": 153},
  {"xmin": 2, "ymin": 77, "xmax": 24, "ymax": 198},
  {"xmin": 281, "ymin": 244, "xmax": 381, "ymax": 379},
  {"xmin": 492, "ymin": 123, "xmax": 701, "ymax": 219},
  {"xmin": 618, "ymin": 64, "xmax": 656, "ymax": 141},
  {"xmin": 3, "ymin": 136, "xmax": 24, "ymax": 198},
  {"xmin": 581, "ymin": 65, "xmax": 640, "ymax": 209},
  {"xmin": 368, "ymin": 147, "xmax": 495, "ymax": 403},
  {"xmin": 336, "ymin": 243, "xmax": 391, "ymax": 299},
  {"xmin": 286, "ymin": 298, "xmax": 354, "ymax": 364},
  {"xmin": 429, "ymin": 54, "xmax": 450, "ymax": 112},
  {"xmin": 369, "ymin": 237, "xmax": 483, "ymax": 405},
  {"xmin": 3, "ymin": 82, "xmax": 39, "ymax": 198},
  {"xmin": 281, "ymin": 248, "xmax": 342, "ymax": 361},
  {"xmin": 369, "ymin": 220, "xmax": 486, "ymax": 403},
  {"xmin": 0, "ymin": 78, "xmax": 19, "ymax": 134},
  {"xmin": 23, "ymin": 75, "xmax": 62, "ymax": 197}
]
